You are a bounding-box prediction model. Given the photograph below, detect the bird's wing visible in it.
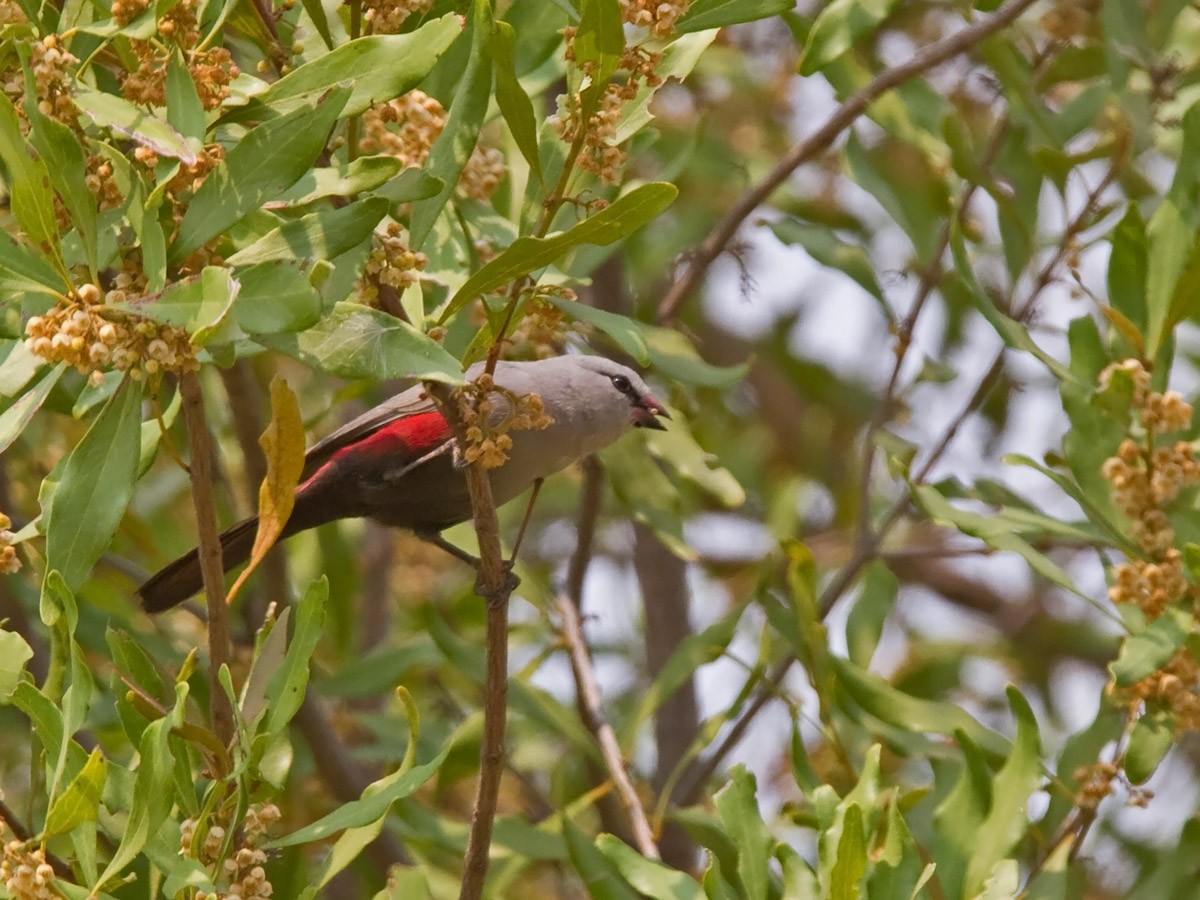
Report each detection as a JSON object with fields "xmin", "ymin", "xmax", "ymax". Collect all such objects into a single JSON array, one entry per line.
[{"xmin": 299, "ymin": 385, "xmax": 447, "ymax": 482}]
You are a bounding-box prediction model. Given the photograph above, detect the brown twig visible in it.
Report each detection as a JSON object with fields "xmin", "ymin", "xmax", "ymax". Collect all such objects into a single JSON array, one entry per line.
[
  {"xmin": 425, "ymin": 383, "xmax": 515, "ymax": 900},
  {"xmin": 654, "ymin": 0, "xmax": 1040, "ymax": 324},
  {"xmin": 179, "ymin": 370, "xmax": 235, "ymax": 750},
  {"xmin": 557, "ymin": 594, "xmax": 661, "ymax": 858}
]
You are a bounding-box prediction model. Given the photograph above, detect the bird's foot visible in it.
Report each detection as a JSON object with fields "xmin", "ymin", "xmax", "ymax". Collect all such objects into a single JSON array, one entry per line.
[{"xmin": 475, "ymin": 559, "xmax": 519, "ymax": 606}]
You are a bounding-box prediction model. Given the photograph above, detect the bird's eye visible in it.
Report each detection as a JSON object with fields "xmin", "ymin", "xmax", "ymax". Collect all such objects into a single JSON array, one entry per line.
[{"xmin": 611, "ymin": 375, "xmax": 631, "ymax": 393}]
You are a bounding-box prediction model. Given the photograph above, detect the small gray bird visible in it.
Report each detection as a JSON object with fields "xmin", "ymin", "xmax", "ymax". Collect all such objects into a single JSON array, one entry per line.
[{"xmin": 138, "ymin": 355, "xmax": 669, "ymax": 612}]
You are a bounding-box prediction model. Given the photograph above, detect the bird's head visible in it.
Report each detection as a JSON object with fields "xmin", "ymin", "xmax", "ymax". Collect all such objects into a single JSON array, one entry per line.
[{"xmin": 568, "ymin": 356, "xmax": 671, "ymax": 431}]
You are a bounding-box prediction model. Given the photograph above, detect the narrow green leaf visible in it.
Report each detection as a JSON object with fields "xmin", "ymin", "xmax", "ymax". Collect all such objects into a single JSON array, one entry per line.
[
  {"xmin": 257, "ymin": 301, "xmax": 464, "ymax": 383},
  {"xmin": 563, "ymin": 820, "xmax": 641, "ymax": 900},
  {"xmin": 845, "ymin": 562, "xmax": 897, "ymax": 669},
  {"xmin": 676, "ymin": 0, "xmax": 795, "ymax": 32},
  {"xmin": 1125, "ymin": 707, "xmax": 1173, "ymax": 784},
  {"xmin": 828, "ymin": 804, "xmax": 867, "ymax": 900},
  {"xmin": 491, "ymin": 21, "xmax": 542, "ymax": 183},
  {"xmin": 27, "ymin": 110, "xmax": 97, "ymax": 273},
  {"xmin": 74, "ymin": 89, "xmax": 196, "ymax": 163},
  {"xmin": 108, "ymin": 267, "xmax": 240, "ymax": 346},
  {"xmin": 44, "ymin": 379, "xmax": 143, "ymax": 593},
  {"xmin": 227, "ymin": 197, "xmax": 389, "ymax": 266},
  {"xmin": 441, "ymin": 183, "xmax": 678, "ymax": 321},
  {"xmin": 266, "ymin": 578, "xmax": 328, "ymax": 733},
  {"xmin": 0, "ymin": 628, "xmax": 33, "ymax": 698},
  {"xmin": 644, "ymin": 415, "xmax": 745, "ymax": 506},
  {"xmin": 0, "ymin": 229, "xmax": 66, "ymax": 295},
  {"xmin": 43, "ymin": 747, "xmax": 106, "ymax": 838},
  {"xmin": 0, "ymin": 92, "xmax": 59, "ymax": 248},
  {"xmin": 1111, "ymin": 604, "xmax": 1193, "ymax": 686},
  {"xmin": 275, "ymin": 156, "xmax": 408, "ymax": 205},
  {"xmin": 931, "ymin": 732, "xmax": 992, "ymax": 900},
  {"xmin": 596, "ymin": 834, "xmax": 705, "ymax": 900},
  {"xmin": 0, "ymin": 363, "xmax": 65, "ymax": 455},
  {"xmin": 255, "ymin": 15, "xmax": 462, "ymax": 118},
  {"xmin": 171, "ymin": 88, "xmax": 351, "ymax": 262},
  {"xmin": 574, "ymin": 0, "xmax": 624, "ymax": 84},
  {"xmin": 801, "ymin": 0, "xmax": 902, "ymax": 75},
  {"xmin": 714, "ymin": 766, "xmax": 773, "ymax": 900},
  {"xmin": 409, "ymin": 2, "xmax": 493, "ymax": 248},
  {"xmin": 165, "ymin": 48, "xmax": 206, "ymax": 140},
  {"xmin": 548, "ymin": 297, "xmax": 650, "ymax": 363}
]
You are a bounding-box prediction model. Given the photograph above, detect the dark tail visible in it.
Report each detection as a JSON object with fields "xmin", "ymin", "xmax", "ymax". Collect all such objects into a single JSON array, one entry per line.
[{"xmin": 139, "ymin": 517, "xmax": 261, "ymax": 613}]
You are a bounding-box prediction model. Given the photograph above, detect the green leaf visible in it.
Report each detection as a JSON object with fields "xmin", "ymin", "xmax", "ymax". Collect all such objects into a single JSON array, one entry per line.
[
  {"xmin": 546, "ymin": 298, "xmax": 650, "ymax": 363},
  {"xmin": 868, "ymin": 794, "xmax": 924, "ymax": 899},
  {"xmin": 643, "ymin": 326, "xmax": 749, "ymax": 387},
  {"xmin": 600, "ymin": 439, "xmax": 695, "ymax": 559},
  {"xmin": 574, "ymin": 0, "xmax": 624, "ymax": 84},
  {"xmin": 828, "ymin": 804, "xmax": 867, "ymax": 900},
  {"xmin": 845, "ymin": 562, "xmax": 896, "ymax": 668},
  {"xmin": 275, "ymin": 156, "xmax": 407, "ymax": 205},
  {"xmin": 44, "ymin": 379, "xmax": 143, "ymax": 593},
  {"xmin": 962, "ymin": 687, "xmax": 1043, "ymax": 898},
  {"xmin": 801, "ymin": 0, "xmax": 901, "ymax": 75},
  {"xmin": 676, "ymin": 0, "xmax": 795, "ymax": 32},
  {"xmin": 267, "ymin": 740, "xmax": 452, "ymax": 848},
  {"xmin": 714, "ymin": 766, "xmax": 773, "ymax": 900},
  {"xmin": 595, "ymin": 834, "xmax": 705, "ymax": 900},
  {"xmin": 227, "ymin": 197, "xmax": 388, "ymax": 266},
  {"xmin": 1111, "ymin": 604, "xmax": 1193, "ymax": 687},
  {"xmin": 491, "ymin": 21, "xmax": 542, "ymax": 184},
  {"xmin": 43, "ymin": 747, "xmax": 106, "ymax": 838},
  {"xmin": 931, "ymin": 732, "xmax": 992, "ymax": 899},
  {"xmin": 266, "ymin": 578, "xmax": 328, "ymax": 733},
  {"xmin": 165, "ymin": 48, "xmax": 207, "ymax": 141},
  {"xmin": 27, "ymin": 110, "xmax": 97, "ymax": 274},
  {"xmin": 171, "ymin": 88, "xmax": 351, "ymax": 262},
  {"xmin": 0, "ymin": 363, "xmax": 65, "ymax": 455},
  {"xmin": 441, "ymin": 183, "xmax": 678, "ymax": 321},
  {"xmin": 254, "ymin": 16, "xmax": 462, "ymax": 119},
  {"xmin": 74, "ymin": 89, "xmax": 196, "ymax": 163},
  {"xmin": 0, "ymin": 92, "xmax": 59, "ymax": 249},
  {"xmin": 231, "ymin": 261, "xmax": 323, "ymax": 335},
  {"xmin": 0, "ymin": 229, "xmax": 66, "ymax": 296},
  {"xmin": 108, "ymin": 267, "xmax": 240, "ymax": 346},
  {"xmin": 1125, "ymin": 707, "xmax": 1173, "ymax": 785},
  {"xmin": 645, "ymin": 416, "xmax": 745, "ymax": 506},
  {"xmin": 409, "ymin": 2, "xmax": 493, "ymax": 248},
  {"xmin": 563, "ymin": 820, "xmax": 641, "ymax": 900},
  {"xmin": 766, "ymin": 217, "xmax": 885, "ymax": 305},
  {"xmin": 0, "ymin": 628, "xmax": 33, "ymax": 698},
  {"xmin": 257, "ymin": 302, "xmax": 464, "ymax": 383}
]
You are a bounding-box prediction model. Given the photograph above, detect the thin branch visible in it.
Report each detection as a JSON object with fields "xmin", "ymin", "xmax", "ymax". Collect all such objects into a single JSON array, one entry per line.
[
  {"xmin": 654, "ymin": 0, "xmax": 1040, "ymax": 324},
  {"xmin": 179, "ymin": 371, "xmax": 235, "ymax": 750},
  {"xmin": 557, "ymin": 594, "xmax": 660, "ymax": 858},
  {"xmin": 426, "ymin": 382, "xmax": 516, "ymax": 900}
]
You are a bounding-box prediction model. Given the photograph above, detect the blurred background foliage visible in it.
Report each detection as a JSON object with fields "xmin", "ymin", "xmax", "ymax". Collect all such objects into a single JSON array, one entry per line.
[{"xmin": 4, "ymin": 0, "xmax": 1200, "ymax": 897}]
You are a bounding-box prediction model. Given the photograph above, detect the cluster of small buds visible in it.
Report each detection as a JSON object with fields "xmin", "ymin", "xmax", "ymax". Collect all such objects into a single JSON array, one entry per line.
[
  {"xmin": 460, "ymin": 146, "xmax": 506, "ymax": 201},
  {"xmin": 182, "ymin": 805, "xmax": 279, "ymax": 899},
  {"xmin": 361, "ymin": 0, "xmax": 432, "ymax": 33},
  {"xmin": 24, "ymin": 286, "xmax": 197, "ymax": 380},
  {"xmin": 0, "ymin": 512, "xmax": 18, "ymax": 574},
  {"xmin": 358, "ymin": 223, "xmax": 428, "ymax": 304},
  {"xmin": 30, "ymin": 35, "xmax": 79, "ymax": 123},
  {"xmin": 455, "ymin": 373, "xmax": 553, "ymax": 469},
  {"xmin": 111, "ymin": 0, "xmax": 151, "ymax": 25},
  {"xmin": 1072, "ymin": 761, "xmax": 1118, "ymax": 812},
  {"xmin": 0, "ymin": 0, "xmax": 25, "ymax": 24},
  {"xmin": 557, "ymin": 37, "xmax": 665, "ymax": 184},
  {"xmin": 1127, "ymin": 648, "xmax": 1200, "ymax": 734},
  {"xmin": 510, "ymin": 292, "xmax": 575, "ymax": 359},
  {"xmin": 123, "ymin": 0, "xmax": 237, "ymax": 111},
  {"xmin": 360, "ymin": 91, "xmax": 447, "ymax": 168},
  {"xmin": 1, "ymin": 838, "xmax": 57, "ymax": 900},
  {"xmin": 619, "ymin": 0, "xmax": 690, "ymax": 36},
  {"xmin": 84, "ymin": 153, "xmax": 123, "ymax": 210},
  {"xmin": 1109, "ymin": 549, "xmax": 1187, "ymax": 619}
]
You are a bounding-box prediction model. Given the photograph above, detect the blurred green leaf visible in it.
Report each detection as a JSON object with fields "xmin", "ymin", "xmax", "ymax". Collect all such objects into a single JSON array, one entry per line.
[
  {"xmin": 596, "ymin": 833, "xmax": 705, "ymax": 899},
  {"xmin": 44, "ymin": 378, "xmax": 143, "ymax": 593},
  {"xmin": 492, "ymin": 21, "xmax": 542, "ymax": 184},
  {"xmin": 676, "ymin": 0, "xmax": 795, "ymax": 32},
  {"xmin": 548, "ymin": 299, "xmax": 650, "ymax": 363},
  {"xmin": 172, "ymin": 88, "xmax": 351, "ymax": 262},
  {"xmin": 1126, "ymin": 707, "xmax": 1173, "ymax": 785},
  {"xmin": 0, "ymin": 229, "xmax": 66, "ymax": 296},
  {"xmin": 255, "ymin": 16, "xmax": 462, "ymax": 119},
  {"xmin": 1108, "ymin": 203, "xmax": 1149, "ymax": 336},
  {"xmin": 644, "ymin": 415, "xmax": 745, "ymax": 506},
  {"xmin": 845, "ymin": 562, "xmax": 896, "ymax": 669},
  {"xmin": 265, "ymin": 578, "xmax": 328, "ymax": 733},
  {"xmin": 1111, "ymin": 604, "xmax": 1192, "ymax": 687},
  {"xmin": 0, "ymin": 363, "xmax": 65, "ymax": 455},
  {"xmin": 801, "ymin": 0, "xmax": 901, "ymax": 75},
  {"xmin": 0, "ymin": 93, "xmax": 59, "ymax": 249},
  {"xmin": 643, "ymin": 324, "xmax": 749, "ymax": 388},
  {"xmin": 257, "ymin": 302, "xmax": 463, "ymax": 383},
  {"xmin": 0, "ymin": 628, "xmax": 33, "ymax": 699},
  {"xmin": 714, "ymin": 766, "xmax": 773, "ymax": 900},
  {"xmin": 564, "ymin": 820, "xmax": 640, "ymax": 900}
]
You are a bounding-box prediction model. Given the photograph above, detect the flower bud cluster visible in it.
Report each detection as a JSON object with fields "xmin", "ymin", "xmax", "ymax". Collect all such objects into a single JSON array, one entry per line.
[
  {"xmin": 182, "ymin": 804, "xmax": 280, "ymax": 900},
  {"xmin": 1, "ymin": 838, "xmax": 56, "ymax": 900},
  {"xmin": 509, "ymin": 290, "xmax": 577, "ymax": 360},
  {"xmin": 0, "ymin": 512, "xmax": 18, "ymax": 574},
  {"xmin": 111, "ymin": 0, "xmax": 151, "ymax": 25},
  {"xmin": 455, "ymin": 374, "xmax": 553, "ymax": 469},
  {"xmin": 358, "ymin": 222, "xmax": 428, "ymax": 304},
  {"xmin": 24, "ymin": 285, "xmax": 197, "ymax": 380},
  {"xmin": 361, "ymin": 92, "xmax": 506, "ymax": 200},
  {"xmin": 361, "ymin": 0, "xmax": 432, "ymax": 33},
  {"xmin": 30, "ymin": 35, "xmax": 79, "ymax": 123},
  {"xmin": 0, "ymin": 0, "xmax": 25, "ymax": 24},
  {"xmin": 557, "ymin": 39, "xmax": 665, "ymax": 184},
  {"xmin": 123, "ymin": 0, "xmax": 238, "ymax": 111},
  {"xmin": 620, "ymin": 0, "xmax": 691, "ymax": 37}
]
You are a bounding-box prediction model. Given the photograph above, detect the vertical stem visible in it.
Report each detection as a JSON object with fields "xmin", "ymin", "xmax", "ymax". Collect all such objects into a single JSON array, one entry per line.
[{"xmin": 180, "ymin": 371, "xmax": 235, "ymax": 749}]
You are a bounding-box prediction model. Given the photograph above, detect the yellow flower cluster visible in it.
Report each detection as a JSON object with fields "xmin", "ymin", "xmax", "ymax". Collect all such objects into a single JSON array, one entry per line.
[
  {"xmin": 0, "ymin": 0, "xmax": 24, "ymax": 23},
  {"xmin": 360, "ymin": 91, "xmax": 506, "ymax": 200},
  {"xmin": 123, "ymin": 0, "xmax": 238, "ymax": 111},
  {"xmin": 620, "ymin": 0, "xmax": 691, "ymax": 37},
  {"xmin": 0, "ymin": 513, "xmax": 18, "ymax": 574},
  {"xmin": 1099, "ymin": 358, "xmax": 1200, "ymax": 732},
  {"xmin": 24, "ymin": 285, "xmax": 197, "ymax": 381},
  {"xmin": 361, "ymin": 0, "xmax": 432, "ymax": 33},
  {"xmin": 30, "ymin": 35, "xmax": 78, "ymax": 123},
  {"xmin": 358, "ymin": 222, "xmax": 428, "ymax": 305},
  {"xmin": 557, "ymin": 41, "xmax": 665, "ymax": 183},
  {"xmin": 182, "ymin": 804, "xmax": 280, "ymax": 900},
  {"xmin": 455, "ymin": 373, "xmax": 553, "ymax": 469},
  {"xmin": 1, "ymin": 837, "xmax": 56, "ymax": 900}
]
